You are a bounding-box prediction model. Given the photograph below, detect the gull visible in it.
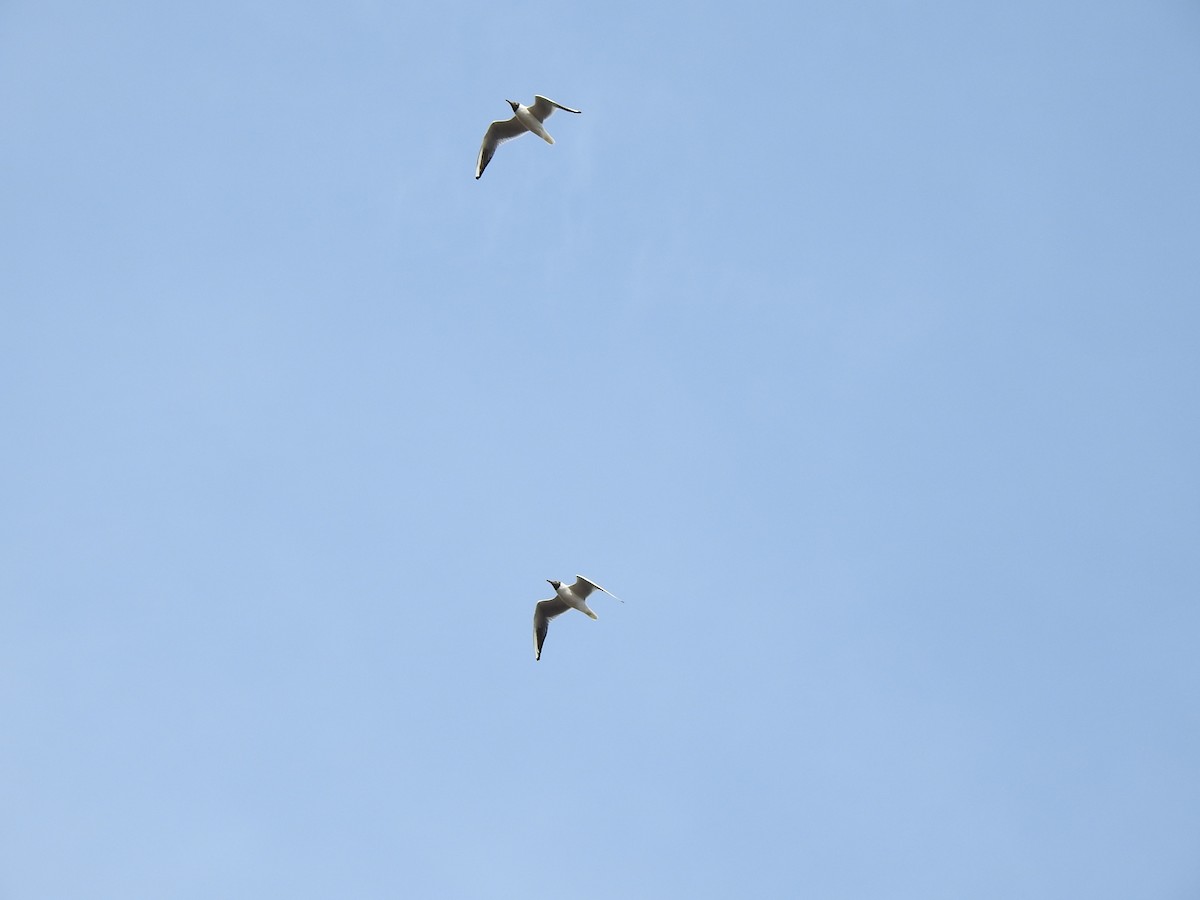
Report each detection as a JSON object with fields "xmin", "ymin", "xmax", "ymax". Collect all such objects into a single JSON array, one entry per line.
[
  {"xmin": 475, "ymin": 95, "xmax": 582, "ymax": 180},
  {"xmin": 533, "ymin": 575, "xmax": 623, "ymax": 661}
]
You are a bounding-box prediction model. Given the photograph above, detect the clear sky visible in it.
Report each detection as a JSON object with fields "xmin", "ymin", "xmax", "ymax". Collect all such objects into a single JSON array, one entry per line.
[{"xmin": 2, "ymin": 1, "xmax": 1198, "ymax": 897}]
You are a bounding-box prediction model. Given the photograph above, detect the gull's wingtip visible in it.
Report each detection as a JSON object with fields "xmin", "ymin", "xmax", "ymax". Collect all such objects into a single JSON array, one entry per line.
[{"xmin": 578, "ymin": 574, "xmax": 625, "ymax": 603}]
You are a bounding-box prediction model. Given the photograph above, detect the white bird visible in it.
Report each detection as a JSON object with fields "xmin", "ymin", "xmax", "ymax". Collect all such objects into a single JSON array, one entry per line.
[
  {"xmin": 533, "ymin": 575, "xmax": 623, "ymax": 661},
  {"xmin": 475, "ymin": 95, "xmax": 582, "ymax": 179}
]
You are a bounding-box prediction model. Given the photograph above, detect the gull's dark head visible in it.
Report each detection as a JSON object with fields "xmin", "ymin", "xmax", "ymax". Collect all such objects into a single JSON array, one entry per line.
[
  {"xmin": 506, "ymin": 99, "xmax": 519, "ymax": 112},
  {"xmin": 547, "ymin": 579, "xmax": 562, "ymax": 590}
]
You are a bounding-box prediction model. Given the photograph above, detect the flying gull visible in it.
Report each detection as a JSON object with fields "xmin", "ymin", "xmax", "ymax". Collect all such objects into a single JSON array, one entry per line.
[
  {"xmin": 533, "ymin": 575, "xmax": 623, "ymax": 661},
  {"xmin": 475, "ymin": 95, "xmax": 581, "ymax": 180}
]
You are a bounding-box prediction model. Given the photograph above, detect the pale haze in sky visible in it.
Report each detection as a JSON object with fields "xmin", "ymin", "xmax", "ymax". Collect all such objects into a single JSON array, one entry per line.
[{"xmin": 2, "ymin": 1, "xmax": 1198, "ymax": 898}]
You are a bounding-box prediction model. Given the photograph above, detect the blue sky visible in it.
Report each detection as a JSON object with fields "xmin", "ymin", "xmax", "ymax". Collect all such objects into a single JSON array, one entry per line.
[{"xmin": 2, "ymin": 1, "xmax": 1199, "ymax": 897}]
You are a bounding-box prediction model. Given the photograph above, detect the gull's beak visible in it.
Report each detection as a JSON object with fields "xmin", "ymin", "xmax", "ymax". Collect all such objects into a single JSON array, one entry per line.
[{"xmin": 546, "ymin": 580, "xmax": 554, "ymax": 586}]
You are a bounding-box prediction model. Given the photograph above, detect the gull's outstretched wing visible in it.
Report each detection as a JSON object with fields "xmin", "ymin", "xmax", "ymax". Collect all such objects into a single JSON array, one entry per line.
[
  {"xmin": 528, "ymin": 96, "xmax": 582, "ymax": 123},
  {"xmin": 570, "ymin": 575, "xmax": 624, "ymax": 604},
  {"xmin": 533, "ymin": 597, "xmax": 570, "ymax": 660},
  {"xmin": 476, "ymin": 116, "xmax": 529, "ymax": 179}
]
